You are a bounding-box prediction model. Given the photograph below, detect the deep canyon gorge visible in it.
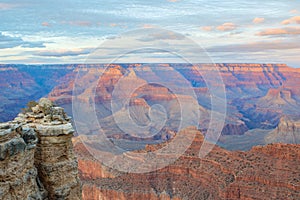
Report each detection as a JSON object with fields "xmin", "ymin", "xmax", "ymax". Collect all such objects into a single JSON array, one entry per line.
[{"xmin": 1, "ymin": 63, "xmax": 300, "ymax": 199}]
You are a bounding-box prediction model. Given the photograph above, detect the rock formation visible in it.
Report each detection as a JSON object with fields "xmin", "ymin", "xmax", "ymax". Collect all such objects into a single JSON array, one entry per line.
[
  {"xmin": 0, "ymin": 123, "xmax": 47, "ymax": 199},
  {"xmin": 266, "ymin": 116, "xmax": 300, "ymax": 144},
  {"xmin": 46, "ymin": 63, "xmax": 300, "ymax": 136},
  {"xmin": 1, "ymin": 63, "xmax": 300, "ymax": 156},
  {"xmin": 74, "ymin": 127, "xmax": 300, "ymax": 200},
  {"xmin": 0, "ymin": 65, "xmax": 74, "ymax": 122},
  {"xmin": 0, "ymin": 98, "xmax": 82, "ymax": 199},
  {"xmin": 221, "ymin": 123, "xmax": 248, "ymax": 135},
  {"xmin": 2, "ymin": 63, "xmax": 300, "ymax": 137}
]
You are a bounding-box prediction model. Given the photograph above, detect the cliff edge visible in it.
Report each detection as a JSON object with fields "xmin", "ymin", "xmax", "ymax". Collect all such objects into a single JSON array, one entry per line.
[{"xmin": 0, "ymin": 98, "xmax": 82, "ymax": 199}]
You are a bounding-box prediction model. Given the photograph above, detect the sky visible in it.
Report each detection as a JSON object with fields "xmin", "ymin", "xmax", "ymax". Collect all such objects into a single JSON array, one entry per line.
[{"xmin": 0, "ymin": 0, "xmax": 300, "ymax": 67}]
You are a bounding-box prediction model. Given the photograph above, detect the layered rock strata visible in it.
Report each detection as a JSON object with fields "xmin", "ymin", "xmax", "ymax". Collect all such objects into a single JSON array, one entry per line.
[
  {"xmin": 266, "ymin": 116, "xmax": 300, "ymax": 144},
  {"xmin": 0, "ymin": 98, "xmax": 82, "ymax": 199},
  {"xmin": 0, "ymin": 123, "xmax": 47, "ymax": 199},
  {"xmin": 75, "ymin": 127, "xmax": 300, "ymax": 200}
]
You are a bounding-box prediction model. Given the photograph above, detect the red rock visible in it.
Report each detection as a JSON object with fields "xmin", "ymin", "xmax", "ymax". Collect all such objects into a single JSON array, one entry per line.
[{"xmin": 74, "ymin": 127, "xmax": 300, "ymax": 200}]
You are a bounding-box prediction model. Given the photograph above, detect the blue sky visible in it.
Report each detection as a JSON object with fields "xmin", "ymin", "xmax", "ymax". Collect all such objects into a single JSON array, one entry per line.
[{"xmin": 0, "ymin": 0, "xmax": 300, "ymax": 66}]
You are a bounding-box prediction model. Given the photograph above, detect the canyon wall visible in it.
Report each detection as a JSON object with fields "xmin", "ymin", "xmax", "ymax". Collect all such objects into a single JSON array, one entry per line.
[
  {"xmin": 266, "ymin": 116, "xmax": 300, "ymax": 144},
  {"xmin": 0, "ymin": 98, "xmax": 82, "ymax": 199},
  {"xmin": 47, "ymin": 63, "xmax": 300, "ymax": 136},
  {"xmin": 75, "ymin": 127, "xmax": 300, "ymax": 200},
  {"xmin": 0, "ymin": 123, "xmax": 47, "ymax": 199},
  {"xmin": 0, "ymin": 65, "xmax": 74, "ymax": 122},
  {"xmin": 1, "ymin": 63, "xmax": 300, "ymax": 136}
]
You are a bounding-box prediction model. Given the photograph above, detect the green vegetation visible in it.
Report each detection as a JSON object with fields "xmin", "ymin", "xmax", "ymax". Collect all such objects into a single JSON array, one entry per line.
[{"xmin": 21, "ymin": 101, "xmax": 38, "ymax": 113}]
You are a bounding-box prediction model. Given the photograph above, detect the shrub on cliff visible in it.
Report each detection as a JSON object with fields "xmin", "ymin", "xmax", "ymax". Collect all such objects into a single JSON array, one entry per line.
[{"xmin": 21, "ymin": 101, "xmax": 38, "ymax": 113}]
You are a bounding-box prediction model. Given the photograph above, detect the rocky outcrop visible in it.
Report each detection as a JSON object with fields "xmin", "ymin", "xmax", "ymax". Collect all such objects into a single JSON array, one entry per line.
[
  {"xmin": 0, "ymin": 123, "xmax": 47, "ymax": 199},
  {"xmin": 221, "ymin": 123, "xmax": 248, "ymax": 135},
  {"xmin": 75, "ymin": 127, "xmax": 300, "ymax": 200},
  {"xmin": 259, "ymin": 88, "xmax": 297, "ymax": 107},
  {"xmin": 0, "ymin": 98, "xmax": 82, "ymax": 199},
  {"xmin": 47, "ymin": 63, "xmax": 300, "ymax": 136},
  {"xmin": 2, "ymin": 63, "xmax": 300, "ymax": 136},
  {"xmin": 266, "ymin": 116, "xmax": 300, "ymax": 144},
  {"xmin": 1, "ymin": 63, "xmax": 300, "ymax": 147}
]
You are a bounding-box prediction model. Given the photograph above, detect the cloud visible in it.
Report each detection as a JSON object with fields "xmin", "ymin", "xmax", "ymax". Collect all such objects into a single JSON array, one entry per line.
[
  {"xmin": 201, "ymin": 24, "xmax": 237, "ymax": 32},
  {"xmin": 167, "ymin": 0, "xmax": 180, "ymax": 2},
  {"xmin": 201, "ymin": 26, "xmax": 214, "ymax": 31},
  {"xmin": 143, "ymin": 24, "xmax": 156, "ymax": 29},
  {"xmin": 257, "ymin": 27, "xmax": 300, "ymax": 36},
  {"xmin": 281, "ymin": 16, "xmax": 300, "ymax": 25},
  {"xmin": 253, "ymin": 17, "xmax": 265, "ymax": 24},
  {"xmin": 0, "ymin": 3, "xmax": 18, "ymax": 10},
  {"xmin": 110, "ymin": 23, "xmax": 118, "ymax": 27},
  {"xmin": 208, "ymin": 39, "xmax": 300, "ymax": 53},
  {"xmin": 105, "ymin": 35, "xmax": 118, "ymax": 40},
  {"xmin": 35, "ymin": 48, "xmax": 93, "ymax": 57},
  {"xmin": 62, "ymin": 21, "xmax": 92, "ymax": 27},
  {"xmin": 137, "ymin": 31, "xmax": 185, "ymax": 42},
  {"xmin": 216, "ymin": 23, "xmax": 236, "ymax": 31},
  {"xmin": 42, "ymin": 22, "xmax": 51, "ymax": 27},
  {"xmin": 290, "ymin": 10, "xmax": 299, "ymax": 14},
  {"xmin": 0, "ymin": 32, "xmax": 45, "ymax": 49},
  {"xmin": 21, "ymin": 42, "xmax": 45, "ymax": 48}
]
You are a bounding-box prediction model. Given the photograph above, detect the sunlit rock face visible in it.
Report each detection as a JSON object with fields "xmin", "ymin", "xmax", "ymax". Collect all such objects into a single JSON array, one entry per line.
[
  {"xmin": 74, "ymin": 127, "xmax": 300, "ymax": 200},
  {"xmin": 2, "ymin": 63, "xmax": 300, "ymax": 199},
  {"xmin": 47, "ymin": 63, "xmax": 300, "ymax": 136},
  {"xmin": 0, "ymin": 98, "xmax": 82, "ymax": 200},
  {"xmin": 266, "ymin": 116, "xmax": 300, "ymax": 144},
  {"xmin": 1, "ymin": 63, "xmax": 300, "ymax": 136}
]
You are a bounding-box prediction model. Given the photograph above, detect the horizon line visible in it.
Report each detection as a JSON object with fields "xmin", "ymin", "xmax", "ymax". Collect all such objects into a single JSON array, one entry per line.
[{"xmin": 0, "ymin": 62, "xmax": 292, "ymax": 65}]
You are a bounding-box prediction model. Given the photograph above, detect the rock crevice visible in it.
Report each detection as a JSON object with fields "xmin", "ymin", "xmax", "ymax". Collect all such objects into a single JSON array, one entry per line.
[{"xmin": 0, "ymin": 98, "xmax": 82, "ymax": 199}]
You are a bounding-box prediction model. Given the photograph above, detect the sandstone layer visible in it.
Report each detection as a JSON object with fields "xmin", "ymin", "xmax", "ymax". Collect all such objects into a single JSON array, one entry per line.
[
  {"xmin": 0, "ymin": 123, "xmax": 47, "ymax": 199},
  {"xmin": 47, "ymin": 63, "xmax": 300, "ymax": 137},
  {"xmin": 1, "ymin": 64, "xmax": 300, "ymax": 137},
  {"xmin": 266, "ymin": 116, "xmax": 300, "ymax": 144},
  {"xmin": 74, "ymin": 127, "xmax": 300, "ymax": 200},
  {"xmin": 0, "ymin": 98, "xmax": 82, "ymax": 199}
]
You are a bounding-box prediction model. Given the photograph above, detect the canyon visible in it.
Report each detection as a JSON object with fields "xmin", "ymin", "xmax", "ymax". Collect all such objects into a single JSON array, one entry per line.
[
  {"xmin": 2, "ymin": 63, "xmax": 300, "ymax": 136},
  {"xmin": 0, "ymin": 64, "xmax": 74, "ymax": 122},
  {"xmin": 1, "ymin": 63, "xmax": 300, "ymax": 199},
  {"xmin": 1, "ymin": 63, "xmax": 300, "ymax": 150},
  {"xmin": 46, "ymin": 63, "xmax": 300, "ymax": 148},
  {"xmin": 75, "ymin": 127, "xmax": 300, "ymax": 200},
  {"xmin": 1, "ymin": 98, "xmax": 299, "ymax": 199}
]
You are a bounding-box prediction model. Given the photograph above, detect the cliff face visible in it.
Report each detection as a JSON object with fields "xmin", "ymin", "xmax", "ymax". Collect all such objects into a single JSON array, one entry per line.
[
  {"xmin": 0, "ymin": 123, "xmax": 47, "ymax": 199},
  {"xmin": 265, "ymin": 116, "xmax": 300, "ymax": 144},
  {"xmin": 1, "ymin": 64, "xmax": 300, "ymax": 136},
  {"xmin": 0, "ymin": 98, "xmax": 82, "ymax": 199},
  {"xmin": 0, "ymin": 65, "xmax": 74, "ymax": 122},
  {"xmin": 75, "ymin": 127, "xmax": 300, "ymax": 200},
  {"xmin": 47, "ymin": 63, "xmax": 300, "ymax": 136}
]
